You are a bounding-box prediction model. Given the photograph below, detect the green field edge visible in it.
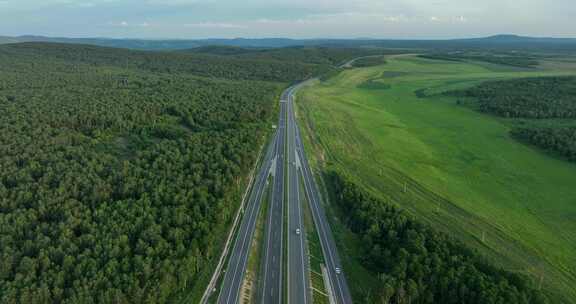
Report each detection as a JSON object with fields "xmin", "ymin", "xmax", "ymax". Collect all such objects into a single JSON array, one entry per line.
[
  {"xmin": 293, "ymin": 59, "xmax": 576, "ymax": 302},
  {"xmin": 300, "ymin": 175, "xmax": 329, "ymax": 304}
]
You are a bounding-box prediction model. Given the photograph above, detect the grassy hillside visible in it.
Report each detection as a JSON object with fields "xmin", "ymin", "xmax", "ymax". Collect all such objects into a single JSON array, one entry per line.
[{"xmin": 297, "ymin": 55, "xmax": 576, "ymax": 302}]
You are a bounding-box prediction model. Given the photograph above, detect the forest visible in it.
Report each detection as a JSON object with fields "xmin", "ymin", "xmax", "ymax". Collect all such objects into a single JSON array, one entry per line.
[
  {"xmin": 511, "ymin": 127, "xmax": 576, "ymax": 163},
  {"xmin": 0, "ymin": 42, "xmax": 348, "ymax": 303},
  {"xmin": 1, "ymin": 42, "xmax": 333, "ymax": 83},
  {"xmin": 350, "ymin": 56, "xmax": 388, "ymax": 68},
  {"xmin": 326, "ymin": 170, "xmax": 549, "ymax": 304},
  {"xmin": 449, "ymin": 76, "xmax": 576, "ymax": 163},
  {"xmin": 185, "ymin": 45, "xmax": 402, "ymax": 66},
  {"xmin": 420, "ymin": 52, "xmax": 539, "ymax": 68},
  {"xmin": 452, "ymin": 76, "xmax": 576, "ymax": 119}
]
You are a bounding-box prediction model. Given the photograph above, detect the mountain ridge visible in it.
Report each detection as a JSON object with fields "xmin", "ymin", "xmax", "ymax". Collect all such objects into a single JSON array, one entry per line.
[{"xmin": 1, "ymin": 34, "xmax": 575, "ymax": 50}]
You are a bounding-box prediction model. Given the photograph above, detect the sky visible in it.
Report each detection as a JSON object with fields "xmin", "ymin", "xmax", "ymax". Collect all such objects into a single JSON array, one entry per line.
[{"xmin": 0, "ymin": 0, "xmax": 574, "ymax": 39}]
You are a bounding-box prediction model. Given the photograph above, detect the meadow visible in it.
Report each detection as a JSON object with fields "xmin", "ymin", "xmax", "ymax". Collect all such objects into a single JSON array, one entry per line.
[{"xmin": 297, "ymin": 55, "xmax": 576, "ymax": 302}]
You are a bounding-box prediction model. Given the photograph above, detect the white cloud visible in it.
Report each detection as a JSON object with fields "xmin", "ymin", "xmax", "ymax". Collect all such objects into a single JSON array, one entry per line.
[
  {"xmin": 255, "ymin": 12, "xmax": 466, "ymax": 26},
  {"xmin": 427, "ymin": 15, "xmax": 468, "ymax": 23},
  {"xmin": 184, "ymin": 22, "xmax": 247, "ymax": 29},
  {"xmin": 454, "ymin": 16, "xmax": 467, "ymax": 23},
  {"xmin": 107, "ymin": 21, "xmax": 151, "ymax": 28}
]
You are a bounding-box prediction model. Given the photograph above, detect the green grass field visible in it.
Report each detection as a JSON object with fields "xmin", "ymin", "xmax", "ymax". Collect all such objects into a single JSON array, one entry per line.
[{"xmin": 297, "ymin": 55, "xmax": 576, "ymax": 302}]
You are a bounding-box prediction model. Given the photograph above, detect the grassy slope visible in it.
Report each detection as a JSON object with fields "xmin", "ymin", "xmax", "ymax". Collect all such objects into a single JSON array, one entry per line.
[{"xmin": 297, "ymin": 55, "xmax": 576, "ymax": 302}]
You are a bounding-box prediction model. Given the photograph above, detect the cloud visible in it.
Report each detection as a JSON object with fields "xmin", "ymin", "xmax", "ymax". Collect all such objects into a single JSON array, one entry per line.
[
  {"xmin": 107, "ymin": 21, "xmax": 151, "ymax": 28},
  {"xmin": 255, "ymin": 12, "xmax": 410, "ymax": 26},
  {"xmin": 428, "ymin": 15, "xmax": 468, "ymax": 23},
  {"xmin": 254, "ymin": 12, "xmax": 469, "ymax": 26},
  {"xmin": 454, "ymin": 16, "xmax": 467, "ymax": 22},
  {"xmin": 184, "ymin": 22, "xmax": 247, "ymax": 29}
]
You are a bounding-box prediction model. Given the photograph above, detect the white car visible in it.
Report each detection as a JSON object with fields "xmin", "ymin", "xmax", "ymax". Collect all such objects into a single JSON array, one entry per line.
[
  {"xmin": 335, "ymin": 267, "xmax": 341, "ymax": 274},
  {"xmin": 295, "ymin": 228, "xmax": 301, "ymax": 235}
]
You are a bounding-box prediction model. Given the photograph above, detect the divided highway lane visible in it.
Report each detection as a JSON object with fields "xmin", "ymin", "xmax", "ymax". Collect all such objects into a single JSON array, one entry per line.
[
  {"xmin": 292, "ymin": 84, "xmax": 353, "ymax": 304},
  {"xmin": 260, "ymin": 100, "xmax": 287, "ymax": 304},
  {"xmin": 286, "ymin": 87, "xmax": 310, "ymax": 304},
  {"xmin": 216, "ymin": 122, "xmax": 280, "ymax": 304},
  {"xmin": 216, "ymin": 78, "xmax": 352, "ymax": 304}
]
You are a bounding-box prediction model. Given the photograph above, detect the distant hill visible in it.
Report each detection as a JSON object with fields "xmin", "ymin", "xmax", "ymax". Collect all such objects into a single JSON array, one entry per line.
[
  {"xmin": 0, "ymin": 42, "xmax": 332, "ymax": 82},
  {"xmin": 0, "ymin": 36, "xmax": 306, "ymax": 50},
  {"xmin": 1, "ymin": 34, "xmax": 576, "ymax": 51},
  {"xmin": 184, "ymin": 45, "xmax": 265, "ymax": 55},
  {"xmin": 452, "ymin": 34, "xmax": 576, "ymax": 48},
  {"xmin": 466, "ymin": 34, "xmax": 576, "ymax": 43},
  {"xmin": 180, "ymin": 46, "xmax": 407, "ymax": 66}
]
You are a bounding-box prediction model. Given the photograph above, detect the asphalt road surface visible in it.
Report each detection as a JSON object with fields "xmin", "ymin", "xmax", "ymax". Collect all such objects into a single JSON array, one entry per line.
[
  {"xmin": 286, "ymin": 87, "xmax": 310, "ymax": 304},
  {"xmin": 216, "ymin": 80, "xmax": 351, "ymax": 304},
  {"xmin": 293, "ymin": 82, "xmax": 353, "ymax": 304},
  {"xmin": 216, "ymin": 112, "xmax": 281, "ymax": 304},
  {"xmin": 260, "ymin": 101, "xmax": 287, "ymax": 304}
]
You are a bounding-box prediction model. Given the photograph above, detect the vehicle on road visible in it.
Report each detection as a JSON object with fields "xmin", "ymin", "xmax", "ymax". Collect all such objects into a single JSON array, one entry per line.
[
  {"xmin": 295, "ymin": 228, "xmax": 301, "ymax": 235},
  {"xmin": 335, "ymin": 267, "xmax": 341, "ymax": 274}
]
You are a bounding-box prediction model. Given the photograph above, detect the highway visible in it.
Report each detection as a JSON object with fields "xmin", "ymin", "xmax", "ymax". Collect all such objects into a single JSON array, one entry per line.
[
  {"xmin": 286, "ymin": 86, "xmax": 310, "ymax": 304},
  {"xmin": 216, "ymin": 79, "xmax": 351, "ymax": 304},
  {"xmin": 215, "ymin": 110, "xmax": 281, "ymax": 304},
  {"xmin": 260, "ymin": 100, "xmax": 286, "ymax": 304},
  {"xmin": 292, "ymin": 82, "xmax": 353, "ymax": 304}
]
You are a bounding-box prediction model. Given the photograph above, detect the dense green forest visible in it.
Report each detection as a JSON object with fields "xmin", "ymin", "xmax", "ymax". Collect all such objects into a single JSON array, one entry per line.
[
  {"xmin": 350, "ymin": 56, "xmax": 388, "ymax": 68},
  {"xmin": 421, "ymin": 52, "xmax": 539, "ymax": 68},
  {"xmin": 511, "ymin": 127, "xmax": 576, "ymax": 162},
  {"xmin": 185, "ymin": 45, "xmax": 403, "ymax": 66},
  {"xmin": 1, "ymin": 43, "xmax": 332, "ymax": 83},
  {"xmin": 0, "ymin": 42, "xmax": 347, "ymax": 303},
  {"xmin": 327, "ymin": 170, "xmax": 548, "ymax": 304},
  {"xmin": 451, "ymin": 76, "xmax": 576, "ymax": 119},
  {"xmin": 448, "ymin": 76, "xmax": 576, "ymax": 163}
]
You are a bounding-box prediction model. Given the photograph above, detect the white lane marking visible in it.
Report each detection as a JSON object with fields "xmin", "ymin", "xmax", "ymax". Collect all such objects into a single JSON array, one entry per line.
[
  {"xmin": 221, "ymin": 135, "xmax": 276, "ymax": 304},
  {"xmin": 261, "ymin": 133, "xmax": 282, "ymax": 304},
  {"xmin": 290, "ymin": 96, "xmax": 309, "ymax": 304},
  {"xmin": 303, "ymin": 160, "xmax": 345, "ymax": 302},
  {"xmin": 296, "ymin": 129, "xmax": 346, "ymax": 303},
  {"xmin": 296, "ymin": 145, "xmax": 309, "ymax": 304},
  {"xmin": 307, "ymin": 166, "xmax": 346, "ymax": 302},
  {"xmin": 278, "ymin": 99, "xmax": 288, "ymax": 304},
  {"xmin": 287, "ymin": 114, "xmax": 291, "ymax": 304}
]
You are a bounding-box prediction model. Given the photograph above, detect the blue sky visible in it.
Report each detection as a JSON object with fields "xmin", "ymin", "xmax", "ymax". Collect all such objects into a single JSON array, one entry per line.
[{"xmin": 0, "ymin": 0, "xmax": 574, "ymax": 39}]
